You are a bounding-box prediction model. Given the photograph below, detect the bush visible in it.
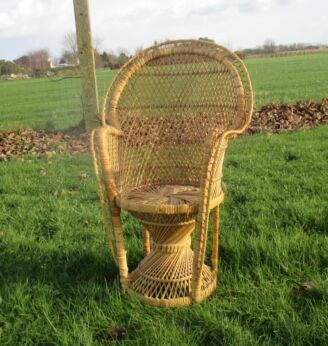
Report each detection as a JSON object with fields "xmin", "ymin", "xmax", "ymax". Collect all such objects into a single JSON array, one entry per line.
[
  {"xmin": 0, "ymin": 61, "xmax": 24, "ymax": 75},
  {"xmin": 235, "ymin": 51, "xmax": 247, "ymax": 60}
]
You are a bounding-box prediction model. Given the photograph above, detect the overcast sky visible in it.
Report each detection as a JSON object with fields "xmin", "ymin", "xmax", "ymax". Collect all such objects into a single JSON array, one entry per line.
[{"xmin": 0, "ymin": 0, "xmax": 327, "ymax": 60}]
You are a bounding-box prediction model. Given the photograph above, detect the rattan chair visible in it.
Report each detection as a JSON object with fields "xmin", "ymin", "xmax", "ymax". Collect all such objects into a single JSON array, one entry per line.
[{"xmin": 91, "ymin": 40, "xmax": 253, "ymax": 307}]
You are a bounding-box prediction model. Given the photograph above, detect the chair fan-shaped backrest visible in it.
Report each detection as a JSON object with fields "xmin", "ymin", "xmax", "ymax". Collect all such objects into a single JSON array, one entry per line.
[{"xmin": 101, "ymin": 40, "xmax": 253, "ymax": 193}]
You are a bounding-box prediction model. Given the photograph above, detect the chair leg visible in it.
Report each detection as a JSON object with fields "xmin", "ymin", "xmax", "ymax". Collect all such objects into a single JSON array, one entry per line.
[
  {"xmin": 111, "ymin": 207, "xmax": 129, "ymax": 288},
  {"xmin": 191, "ymin": 212, "xmax": 210, "ymax": 303},
  {"xmin": 211, "ymin": 206, "xmax": 220, "ymax": 273},
  {"xmin": 191, "ymin": 206, "xmax": 221, "ymax": 303},
  {"xmin": 143, "ymin": 228, "xmax": 150, "ymax": 256}
]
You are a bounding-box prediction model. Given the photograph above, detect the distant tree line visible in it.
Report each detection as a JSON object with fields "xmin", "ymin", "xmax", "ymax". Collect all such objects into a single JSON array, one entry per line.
[
  {"xmin": 235, "ymin": 39, "xmax": 328, "ymax": 58},
  {"xmin": 59, "ymin": 32, "xmax": 131, "ymax": 69},
  {"xmin": 98, "ymin": 50, "xmax": 130, "ymax": 69},
  {"xmin": 0, "ymin": 31, "xmax": 132, "ymax": 78},
  {"xmin": 0, "ymin": 49, "xmax": 52, "ymax": 77},
  {"xmin": 1, "ymin": 35, "xmax": 328, "ymax": 78}
]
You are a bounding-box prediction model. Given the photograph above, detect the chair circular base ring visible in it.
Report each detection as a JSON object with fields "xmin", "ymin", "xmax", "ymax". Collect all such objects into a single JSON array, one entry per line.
[
  {"xmin": 127, "ymin": 278, "xmax": 217, "ymax": 308},
  {"xmin": 123, "ymin": 208, "xmax": 217, "ymax": 307}
]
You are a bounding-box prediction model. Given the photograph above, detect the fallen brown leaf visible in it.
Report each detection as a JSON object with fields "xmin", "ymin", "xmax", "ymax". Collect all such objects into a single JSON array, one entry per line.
[
  {"xmin": 292, "ymin": 281, "xmax": 316, "ymax": 294},
  {"xmin": 79, "ymin": 172, "xmax": 88, "ymax": 180},
  {"xmin": 100, "ymin": 327, "xmax": 128, "ymax": 341},
  {"xmin": 0, "ymin": 98, "xmax": 327, "ymax": 160}
]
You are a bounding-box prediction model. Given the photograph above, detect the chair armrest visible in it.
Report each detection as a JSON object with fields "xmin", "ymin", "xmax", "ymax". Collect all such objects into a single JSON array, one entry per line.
[
  {"xmin": 90, "ymin": 125, "xmax": 126, "ymax": 269},
  {"xmin": 191, "ymin": 128, "xmax": 235, "ymax": 302},
  {"xmin": 91, "ymin": 125, "xmax": 123, "ymax": 198},
  {"xmin": 98, "ymin": 125, "xmax": 124, "ymax": 137}
]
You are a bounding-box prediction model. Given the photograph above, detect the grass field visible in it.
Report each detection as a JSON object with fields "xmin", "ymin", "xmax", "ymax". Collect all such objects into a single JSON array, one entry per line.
[
  {"xmin": 1, "ymin": 126, "xmax": 327, "ymax": 345},
  {"xmin": 0, "ymin": 70, "xmax": 117, "ymax": 131},
  {"xmin": 0, "ymin": 53, "xmax": 328, "ymax": 131},
  {"xmin": 246, "ymin": 53, "xmax": 328, "ymax": 106}
]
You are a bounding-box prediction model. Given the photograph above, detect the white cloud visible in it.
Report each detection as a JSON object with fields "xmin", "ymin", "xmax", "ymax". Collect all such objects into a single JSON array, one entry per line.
[
  {"xmin": 0, "ymin": 0, "xmax": 73, "ymax": 37},
  {"xmin": 0, "ymin": 0, "xmax": 327, "ymax": 60}
]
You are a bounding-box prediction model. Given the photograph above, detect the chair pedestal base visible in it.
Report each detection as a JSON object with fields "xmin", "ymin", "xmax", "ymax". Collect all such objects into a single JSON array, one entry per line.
[{"xmin": 126, "ymin": 211, "xmax": 217, "ymax": 307}]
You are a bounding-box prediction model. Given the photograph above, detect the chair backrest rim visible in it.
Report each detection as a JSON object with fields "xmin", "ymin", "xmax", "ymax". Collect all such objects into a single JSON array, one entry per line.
[{"xmin": 101, "ymin": 39, "xmax": 253, "ymax": 133}]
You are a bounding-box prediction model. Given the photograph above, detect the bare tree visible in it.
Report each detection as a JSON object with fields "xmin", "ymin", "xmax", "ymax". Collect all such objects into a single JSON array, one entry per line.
[
  {"xmin": 62, "ymin": 31, "xmax": 104, "ymax": 67},
  {"xmin": 92, "ymin": 35, "xmax": 104, "ymax": 69},
  {"xmin": 62, "ymin": 31, "xmax": 79, "ymax": 65},
  {"xmin": 108, "ymin": 51, "xmax": 120, "ymax": 69},
  {"xmin": 117, "ymin": 47, "xmax": 130, "ymax": 56},
  {"xmin": 263, "ymin": 39, "xmax": 276, "ymax": 53},
  {"xmin": 29, "ymin": 49, "xmax": 50, "ymax": 68},
  {"xmin": 92, "ymin": 35, "xmax": 103, "ymax": 52},
  {"xmin": 15, "ymin": 49, "xmax": 50, "ymax": 69}
]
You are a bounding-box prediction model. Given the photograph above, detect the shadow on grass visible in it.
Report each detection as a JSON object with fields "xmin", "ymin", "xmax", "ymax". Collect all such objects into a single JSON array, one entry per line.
[{"xmin": 0, "ymin": 243, "xmax": 120, "ymax": 292}]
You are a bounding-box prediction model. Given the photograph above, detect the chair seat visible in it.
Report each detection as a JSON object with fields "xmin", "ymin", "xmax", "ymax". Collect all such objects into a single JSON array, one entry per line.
[
  {"xmin": 116, "ymin": 184, "xmax": 199, "ymax": 214},
  {"xmin": 116, "ymin": 184, "xmax": 223, "ymax": 214}
]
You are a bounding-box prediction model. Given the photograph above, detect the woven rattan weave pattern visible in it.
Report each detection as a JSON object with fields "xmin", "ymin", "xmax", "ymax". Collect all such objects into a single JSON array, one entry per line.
[{"xmin": 91, "ymin": 40, "xmax": 253, "ymax": 307}]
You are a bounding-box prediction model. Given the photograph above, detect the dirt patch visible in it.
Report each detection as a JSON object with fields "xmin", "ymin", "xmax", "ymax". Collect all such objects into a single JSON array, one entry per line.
[{"xmin": 1, "ymin": 99, "xmax": 327, "ymax": 161}]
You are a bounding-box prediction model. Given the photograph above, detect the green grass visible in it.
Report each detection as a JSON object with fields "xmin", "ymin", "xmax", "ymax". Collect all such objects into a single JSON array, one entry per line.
[
  {"xmin": 1, "ymin": 126, "xmax": 327, "ymax": 345},
  {"xmin": 246, "ymin": 53, "xmax": 328, "ymax": 107},
  {"xmin": 0, "ymin": 53, "xmax": 328, "ymax": 131},
  {"xmin": 0, "ymin": 70, "xmax": 116, "ymax": 131}
]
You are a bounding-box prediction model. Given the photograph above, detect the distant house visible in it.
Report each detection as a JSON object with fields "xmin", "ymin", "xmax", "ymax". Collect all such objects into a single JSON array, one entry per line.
[
  {"xmin": 14, "ymin": 55, "xmax": 30, "ymax": 68},
  {"xmin": 14, "ymin": 51, "xmax": 51, "ymax": 69},
  {"xmin": 58, "ymin": 58, "xmax": 69, "ymax": 67},
  {"xmin": 50, "ymin": 58, "xmax": 78, "ymax": 69},
  {"xmin": 49, "ymin": 59, "xmax": 56, "ymax": 69}
]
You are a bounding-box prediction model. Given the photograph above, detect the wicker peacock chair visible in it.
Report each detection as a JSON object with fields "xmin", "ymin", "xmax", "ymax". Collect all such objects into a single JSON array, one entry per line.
[{"xmin": 91, "ymin": 40, "xmax": 253, "ymax": 307}]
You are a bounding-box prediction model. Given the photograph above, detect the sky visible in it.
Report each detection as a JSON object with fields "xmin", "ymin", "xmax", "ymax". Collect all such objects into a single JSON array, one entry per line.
[{"xmin": 0, "ymin": 0, "xmax": 327, "ymax": 60}]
